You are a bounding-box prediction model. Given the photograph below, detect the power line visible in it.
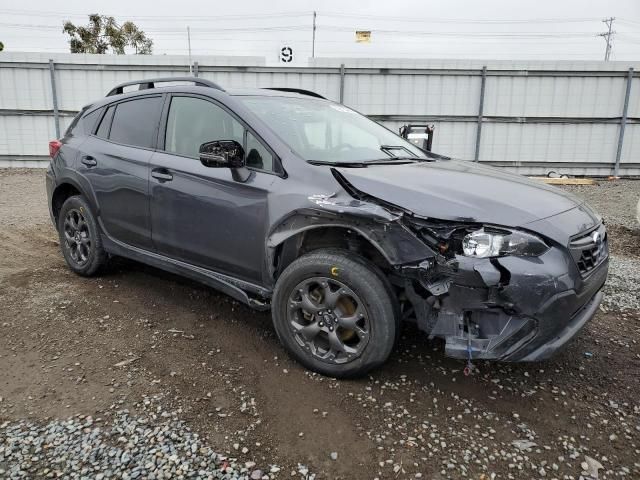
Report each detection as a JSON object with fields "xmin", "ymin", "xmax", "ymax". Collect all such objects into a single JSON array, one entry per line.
[
  {"xmin": 616, "ymin": 18, "xmax": 640, "ymax": 27},
  {"xmin": 0, "ymin": 23, "xmax": 310, "ymax": 33},
  {"xmin": 316, "ymin": 26, "xmax": 601, "ymax": 38},
  {"xmin": 319, "ymin": 11, "xmax": 602, "ymax": 24},
  {"xmin": 2, "ymin": 29, "xmax": 608, "ymax": 47},
  {"xmin": 2, "ymin": 9, "xmax": 635, "ymax": 60},
  {"xmin": 0, "ymin": 22, "xmax": 602, "ymax": 39},
  {"xmin": 0, "ymin": 8, "xmax": 615, "ymax": 26},
  {"xmin": 2, "ymin": 35, "xmax": 607, "ymax": 47},
  {"xmin": 598, "ymin": 17, "xmax": 615, "ymax": 61},
  {"xmin": 0, "ymin": 8, "xmax": 311, "ymax": 21}
]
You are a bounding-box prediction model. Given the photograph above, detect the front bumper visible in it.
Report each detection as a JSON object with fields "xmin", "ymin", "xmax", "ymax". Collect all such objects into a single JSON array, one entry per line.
[
  {"xmin": 514, "ymin": 289, "xmax": 603, "ymax": 361},
  {"xmin": 408, "ymin": 241, "xmax": 608, "ymax": 362}
]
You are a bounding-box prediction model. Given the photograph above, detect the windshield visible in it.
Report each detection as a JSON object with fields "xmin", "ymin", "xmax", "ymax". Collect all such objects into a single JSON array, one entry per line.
[{"xmin": 238, "ymin": 96, "xmax": 428, "ymax": 163}]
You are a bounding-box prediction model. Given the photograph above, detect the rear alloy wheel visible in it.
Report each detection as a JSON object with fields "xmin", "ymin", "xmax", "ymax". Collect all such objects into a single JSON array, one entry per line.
[
  {"xmin": 57, "ymin": 195, "xmax": 107, "ymax": 276},
  {"xmin": 272, "ymin": 250, "xmax": 397, "ymax": 377},
  {"xmin": 62, "ymin": 208, "xmax": 91, "ymax": 265}
]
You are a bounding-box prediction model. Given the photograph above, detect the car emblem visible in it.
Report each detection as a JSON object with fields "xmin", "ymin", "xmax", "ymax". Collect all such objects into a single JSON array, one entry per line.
[{"xmin": 592, "ymin": 231, "xmax": 601, "ymax": 244}]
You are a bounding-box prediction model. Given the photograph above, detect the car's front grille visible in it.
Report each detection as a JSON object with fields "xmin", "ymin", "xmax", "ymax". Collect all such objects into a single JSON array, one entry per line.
[{"xmin": 569, "ymin": 224, "xmax": 608, "ymax": 276}]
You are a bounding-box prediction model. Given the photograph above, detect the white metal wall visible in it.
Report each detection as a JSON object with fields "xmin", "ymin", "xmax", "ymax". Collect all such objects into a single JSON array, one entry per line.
[{"xmin": 1, "ymin": 52, "xmax": 638, "ymax": 175}]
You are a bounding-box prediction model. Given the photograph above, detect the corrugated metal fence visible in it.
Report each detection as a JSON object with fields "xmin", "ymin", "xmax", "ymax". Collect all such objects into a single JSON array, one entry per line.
[{"xmin": 1, "ymin": 52, "xmax": 639, "ymax": 176}]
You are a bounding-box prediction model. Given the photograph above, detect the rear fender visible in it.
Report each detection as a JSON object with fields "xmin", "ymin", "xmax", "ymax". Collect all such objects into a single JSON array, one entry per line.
[{"xmin": 51, "ymin": 172, "xmax": 100, "ymax": 220}]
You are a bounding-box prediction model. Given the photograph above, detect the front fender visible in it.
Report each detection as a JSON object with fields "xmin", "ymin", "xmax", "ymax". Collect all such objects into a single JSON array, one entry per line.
[{"xmin": 264, "ymin": 207, "xmax": 436, "ymax": 285}]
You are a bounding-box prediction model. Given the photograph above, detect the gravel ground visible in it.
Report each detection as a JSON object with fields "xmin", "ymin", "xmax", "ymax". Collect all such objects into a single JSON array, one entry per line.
[
  {"xmin": 562, "ymin": 181, "xmax": 640, "ymax": 230},
  {"xmin": 0, "ymin": 170, "xmax": 638, "ymax": 479},
  {"xmin": 0, "ymin": 395, "xmax": 308, "ymax": 480},
  {"xmin": 602, "ymin": 256, "xmax": 640, "ymax": 311},
  {"xmin": 561, "ymin": 180, "xmax": 640, "ymax": 311}
]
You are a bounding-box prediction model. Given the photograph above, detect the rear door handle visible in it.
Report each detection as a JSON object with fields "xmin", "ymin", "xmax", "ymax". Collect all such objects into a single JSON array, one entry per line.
[
  {"xmin": 151, "ymin": 168, "xmax": 173, "ymax": 182},
  {"xmin": 81, "ymin": 155, "xmax": 97, "ymax": 167}
]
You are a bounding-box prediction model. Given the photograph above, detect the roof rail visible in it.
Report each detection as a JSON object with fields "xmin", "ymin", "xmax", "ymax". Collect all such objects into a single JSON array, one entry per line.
[
  {"xmin": 263, "ymin": 88, "xmax": 325, "ymax": 99},
  {"xmin": 106, "ymin": 77, "xmax": 224, "ymax": 97}
]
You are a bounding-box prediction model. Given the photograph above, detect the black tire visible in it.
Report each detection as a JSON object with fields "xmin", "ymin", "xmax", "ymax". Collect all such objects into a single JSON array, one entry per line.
[
  {"xmin": 272, "ymin": 249, "xmax": 398, "ymax": 378},
  {"xmin": 57, "ymin": 195, "xmax": 107, "ymax": 276}
]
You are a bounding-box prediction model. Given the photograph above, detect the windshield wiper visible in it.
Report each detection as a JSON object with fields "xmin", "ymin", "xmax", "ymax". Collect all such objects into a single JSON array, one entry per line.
[
  {"xmin": 308, "ymin": 160, "xmax": 367, "ymax": 167},
  {"xmin": 363, "ymin": 158, "xmax": 419, "ymax": 164},
  {"xmin": 307, "ymin": 158, "xmax": 416, "ymax": 167}
]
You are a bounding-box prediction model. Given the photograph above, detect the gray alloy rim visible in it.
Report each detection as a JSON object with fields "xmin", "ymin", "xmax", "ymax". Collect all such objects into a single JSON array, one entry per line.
[
  {"xmin": 288, "ymin": 276, "xmax": 370, "ymax": 364},
  {"xmin": 63, "ymin": 209, "xmax": 91, "ymax": 266}
]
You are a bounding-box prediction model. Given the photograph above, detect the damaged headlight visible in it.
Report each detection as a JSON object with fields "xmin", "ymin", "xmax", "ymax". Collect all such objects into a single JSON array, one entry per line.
[{"xmin": 462, "ymin": 228, "xmax": 548, "ymax": 258}]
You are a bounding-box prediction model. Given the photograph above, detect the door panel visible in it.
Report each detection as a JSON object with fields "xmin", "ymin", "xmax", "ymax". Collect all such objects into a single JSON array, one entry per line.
[
  {"xmin": 79, "ymin": 136, "xmax": 153, "ymax": 250},
  {"xmin": 77, "ymin": 95, "xmax": 162, "ymax": 250},
  {"xmin": 149, "ymin": 151, "xmax": 275, "ymax": 282},
  {"xmin": 150, "ymin": 94, "xmax": 279, "ymax": 282}
]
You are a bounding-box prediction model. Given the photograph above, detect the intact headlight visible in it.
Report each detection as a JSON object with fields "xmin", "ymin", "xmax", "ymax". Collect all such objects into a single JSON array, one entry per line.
[{"xmin": 462, "ymin": 228, "xmax": 548, "ymax": 258}]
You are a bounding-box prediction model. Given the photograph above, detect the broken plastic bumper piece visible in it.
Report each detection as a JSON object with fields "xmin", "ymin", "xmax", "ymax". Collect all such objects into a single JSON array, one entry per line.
[{"xmin": 409, "ymin": 244, "xmax": 608, "ymax": 362}]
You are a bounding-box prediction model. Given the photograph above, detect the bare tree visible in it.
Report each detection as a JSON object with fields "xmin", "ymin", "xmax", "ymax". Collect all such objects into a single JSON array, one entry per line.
[{"xmin": 63, "ymin": 14, "xmax": 153, "ymax": 54}]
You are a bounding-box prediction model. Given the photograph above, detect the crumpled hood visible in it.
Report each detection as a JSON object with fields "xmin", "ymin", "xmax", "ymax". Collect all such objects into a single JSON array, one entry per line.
[{"xmin": 336, "ymin": 160, "xmax": 588, "ymax": 227}]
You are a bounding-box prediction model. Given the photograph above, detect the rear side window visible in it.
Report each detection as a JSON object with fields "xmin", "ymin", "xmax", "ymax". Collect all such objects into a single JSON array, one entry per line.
[
  {"xmin": 95, "ymin": 106, "xmax": 115, "ymax": 139},
  {"xmin": 65, "ymin": 106, "xmax": 99, "ymax": 137},
  {"xmin": 108, "ymin": 97, "xmax": 162, "ymax": 148},
  {"xmin": 82, "ymin": 108, "xmax": 102, "ymax": 134},
  {"xmin": 64, "ymin": 110, "xmax": 85, "ymax": 137}
]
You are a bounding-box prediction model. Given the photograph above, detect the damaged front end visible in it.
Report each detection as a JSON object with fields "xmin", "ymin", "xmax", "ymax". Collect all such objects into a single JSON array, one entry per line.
[
  {"xmin": 301, "ymin": 169, "xmax": 610, "ymax": 363},
  {"xmin": 397, "ymin": 213, "xmax": 608, "ymax": 362}
]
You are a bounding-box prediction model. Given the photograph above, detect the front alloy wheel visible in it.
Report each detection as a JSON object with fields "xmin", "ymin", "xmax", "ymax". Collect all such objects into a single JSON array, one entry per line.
[
  {"xmin": 272, "ymin": 250, "xmax": 398, "ymax": 378},
  {"xmin": 288, "ymin": 277, "xmax": 370, "ymax": 364}
]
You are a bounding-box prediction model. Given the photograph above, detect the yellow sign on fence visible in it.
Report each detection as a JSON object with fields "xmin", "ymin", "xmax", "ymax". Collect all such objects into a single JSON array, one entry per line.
[{"xmin": 355, "ymin": 31, "xmax": 371, "ymax": 43}]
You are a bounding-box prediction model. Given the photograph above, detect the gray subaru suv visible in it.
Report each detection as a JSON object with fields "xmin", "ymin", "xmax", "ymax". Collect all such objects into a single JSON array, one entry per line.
[{"xmin": 46, "ymin": 77, "xmax": 608, "ymax": 377}]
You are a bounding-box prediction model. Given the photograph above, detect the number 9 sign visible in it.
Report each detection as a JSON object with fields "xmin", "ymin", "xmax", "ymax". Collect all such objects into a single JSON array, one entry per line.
[{"xmin": 280, "ymin": 46, "xmax": 293, "ymax": 63}]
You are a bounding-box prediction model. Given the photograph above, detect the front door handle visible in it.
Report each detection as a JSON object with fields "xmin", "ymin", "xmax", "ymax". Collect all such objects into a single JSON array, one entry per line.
[
  {"xmin": 81, "ymin": 155, "xmax": 97, "ymax": 167},
  {"xmin": 151, "ymin": 168, "xmax": 173, "ymax": 182}
]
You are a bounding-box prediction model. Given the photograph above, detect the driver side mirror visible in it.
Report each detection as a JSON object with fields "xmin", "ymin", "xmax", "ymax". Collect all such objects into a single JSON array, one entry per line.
[{"xmin": 199, "ymin": 140, "xmax": 245, "ymax": 169}]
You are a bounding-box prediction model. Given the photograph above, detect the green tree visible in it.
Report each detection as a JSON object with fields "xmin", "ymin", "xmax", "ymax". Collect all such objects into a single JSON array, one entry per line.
[
  {"xmin": 0, "ymin": 41, "xmax": 4, "ymax": 52},
  {"xmin": 63, "ymin": 14, "xmax": 153, "ymax": 54}
]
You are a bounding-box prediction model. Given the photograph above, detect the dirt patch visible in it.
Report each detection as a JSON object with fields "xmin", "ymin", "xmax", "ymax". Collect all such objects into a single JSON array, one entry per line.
[{"xmin": 1, "ymin": 169, "xmax": 638, "ymax": 479}]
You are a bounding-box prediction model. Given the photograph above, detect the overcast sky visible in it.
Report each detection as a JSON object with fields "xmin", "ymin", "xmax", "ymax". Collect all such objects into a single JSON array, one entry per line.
[{"xmin": 1, "ymin": 0, "xmax": 639, "ymax": 64}]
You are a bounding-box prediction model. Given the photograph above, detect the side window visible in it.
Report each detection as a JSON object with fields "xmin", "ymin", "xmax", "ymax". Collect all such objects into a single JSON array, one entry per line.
[
  {"xmin": 95, "ymin": 106, "xmax": 115, "ymax": 139},
  {"xmin": 64, "ymin": 106, "xmax": 89, "ymax": 137},
  {"xmin": 109, "ymin": 97, "xmax": 162, "ymax": 148},
  {"xmin": 81, "ymin": 108, "xmax": 102, "ymax": 134},
  {"xmin": 165, "ymin": 96, "xmax": 244, "ymax": 158},
  {"xmin": 245, "ymin": 131, "xmax": 274, "ymax": 171}
]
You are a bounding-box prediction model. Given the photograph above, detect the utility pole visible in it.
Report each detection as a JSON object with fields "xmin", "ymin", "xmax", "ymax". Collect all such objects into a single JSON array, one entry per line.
[
  {"xmin": 312, "ymin": 11, "xmax": 317, "ymax": 58},
  {"xmin": 187, "ymin": 26, "xmax": 192, "ymax": 74},
  {"xmin": 599, "ymin": 17, "xmax": 615, "ymax": 61}
]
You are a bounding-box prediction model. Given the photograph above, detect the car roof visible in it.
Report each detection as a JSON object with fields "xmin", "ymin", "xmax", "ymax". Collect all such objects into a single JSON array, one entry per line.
[
  {"xmin": 225, "ymin": 88, "xmax": 324, "ymax": 98},
  {"xmin": 85, "ymin": 85, "xmax": 326, "ymax": 113}
]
